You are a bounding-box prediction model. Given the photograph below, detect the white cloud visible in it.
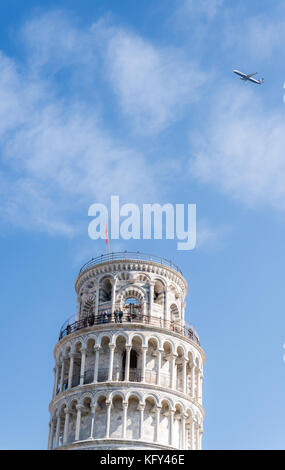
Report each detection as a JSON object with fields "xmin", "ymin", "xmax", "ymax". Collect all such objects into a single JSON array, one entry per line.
[
  {"xmin": 222, "ymin": 3, "xmax": 285, "ymax": 61},
  {"xmin": 190, "ymin": 85, "xmax": 285, "ymax": 211},
  {"xmin": 182, "ymin": 0, "xmax": 224, "ymax": 19},
  {"xmin": 92, "ymin": 22, "xmax": 205, "ymax": 133},
  {"xmin": 0, "ymin": 15, "xmax": 158, "ymax": 235},
  {"xmin": 0, "ymin": 10, "xmax": 209, "ymax": 235}
]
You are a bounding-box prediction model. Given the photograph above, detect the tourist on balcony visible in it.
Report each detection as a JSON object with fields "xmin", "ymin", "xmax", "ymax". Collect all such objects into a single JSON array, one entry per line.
[
  {"xmin": 114, "ymin": 310, "xmax": 120, "ymax": 323},
  {"xmin": 119, "ymin": 310, "xmax": 123, "ymax": 323}
]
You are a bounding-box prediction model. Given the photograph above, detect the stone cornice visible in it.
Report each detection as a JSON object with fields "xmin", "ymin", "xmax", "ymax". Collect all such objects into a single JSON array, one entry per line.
[
  {"xmin": 54, "ymin": 321, "xmax": 205, "ymax": 363},
  {"xmin": 59, "ymin": 438, "xmax": 178, "ymax": 450},
  {"xmin": 75, "ymin": 259, "xmax": 188, "ymax": 295},
  {"xmin": 49, "ymin": 380, "xmax": 205, "ymax": 418}
]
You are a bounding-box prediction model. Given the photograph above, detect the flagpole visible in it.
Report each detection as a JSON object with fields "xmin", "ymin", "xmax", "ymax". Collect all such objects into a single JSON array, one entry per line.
[{"xmin": 106, "ymin": 217, "xmax": 110, "ymax": 257}]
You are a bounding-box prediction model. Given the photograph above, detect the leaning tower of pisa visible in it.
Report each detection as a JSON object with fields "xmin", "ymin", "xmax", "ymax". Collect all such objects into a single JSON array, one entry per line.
[{"xmin": 48, "ymin": 252, "xmax": 205, "ymax": 450}]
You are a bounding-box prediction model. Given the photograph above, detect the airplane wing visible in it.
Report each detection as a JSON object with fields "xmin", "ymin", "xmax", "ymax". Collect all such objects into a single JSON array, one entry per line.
[{"xmin": 246, "ymin": 72, "xmax": 258, "ymax": 78}]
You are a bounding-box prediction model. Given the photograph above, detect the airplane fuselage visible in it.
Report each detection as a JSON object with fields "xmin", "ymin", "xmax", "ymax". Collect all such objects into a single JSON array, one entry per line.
[{"xmin": 233, "ymin": 69, "xmax": 263, "ymax": 85}]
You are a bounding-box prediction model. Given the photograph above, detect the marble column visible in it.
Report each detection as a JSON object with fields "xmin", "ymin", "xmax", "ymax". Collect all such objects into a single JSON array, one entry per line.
[
  {"xmin": 54, "ymin": 411, "xmax": 61, "ymax": 448},
  {"xmin": 170, "ymin": 353, "xmax": 177, "ymax": 389},
  {"xmin": 138, "ymin": 404, "xmax": 145, "ymax": 439},
  {"xmin": 63, "ymin": 408, "xmax": 70, "ymax": 445},
  {"xmin": 122, "ymin": 401, "xmax": 128, "ymax": 438},
  {"xmin": 169, "ymin": 409, "xmax": 175, "ymax": 447},
  {"xmin": 181, "ymin": 414, "xmax": 187, "ymax": 450},
  {"xmin": 124, "ymin": 345, "xmax": 131, "ymax": 382},
  {"xmin": 111, "ymin": 279, "xmax": 117, "ymax": 314},
  {"xmin": 67, "ymin": 352, "xmax": 75, "ymax": 389},
  {"xmin": 75, "ymin": 404, "xmax": 83, "ymax": 441},
  {"xmin": 182, "ymin": 357, "xmax": 187, "ymax": 394},
  {"xmin": 190, "ymin": 362, "xmax": 195, "ymax": 399},
  {"xmin": 156, "ymin": 349, "xmax": 163, "ymax": 386},
  {"xmin": 105, "ymin": 401, "xmax": 111, "ymax": 438},
  {"xmin": 164, "ymin": 287, "xmax": 169, "ymax": 327},
  {"xmin": 141, "ymin": 346, "xmax": 147, "ymax": 382},
  {"xmin": 59, "ymin": 356, "xmax": 65, "ymax": 393},
  {"xmin": 79, "ymin": 347, "xmax": 87, "ymax": 386},
  {"xmin": 154, "ymin": 406, "xmax": 161, "ymax": 442},
  {"xmin": 53, "ymin": 363, "xmax": 60, "ymax": 398},
  {"xmin": 108, "ymin": 344, "xmax": 115, "ymax": 381},
  {"xmin": 89, "ymin": 404, "xmax": 96, "ymax": 439},
  {"xmin": 93, "ymin": 345, "xmax": 100, "ymax": 382},
  {"xmin": 95, "ymin": 285, "xmax": 99, "ymax": 317},
  {"xmin": 149, "ymin": 281, "xmax": 155, "ymax": 316}
]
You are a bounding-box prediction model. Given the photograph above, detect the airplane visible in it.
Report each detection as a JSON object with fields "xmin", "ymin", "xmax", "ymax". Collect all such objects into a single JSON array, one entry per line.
[{"xmin": 233, "ymin": 69, "xmax": 264, "ymax": 85}]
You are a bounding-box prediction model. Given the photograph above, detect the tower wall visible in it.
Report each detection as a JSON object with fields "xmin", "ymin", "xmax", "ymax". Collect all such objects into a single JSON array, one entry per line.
[{"xmin": 48, "ymin": 254, "xmax": 205, "ymax": 450}]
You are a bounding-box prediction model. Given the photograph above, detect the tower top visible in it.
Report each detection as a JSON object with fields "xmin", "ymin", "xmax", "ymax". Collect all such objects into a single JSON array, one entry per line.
[
  {"xmin": 48, "ymin": 250, "xmax": 205, "ymax": 450},
  {"xmin": 75, "ymin": 251, "xmax": 187, "ymax": 294}
]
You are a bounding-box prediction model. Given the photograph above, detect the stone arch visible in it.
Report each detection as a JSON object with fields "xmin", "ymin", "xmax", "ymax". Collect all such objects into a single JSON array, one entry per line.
[
  {"xmin": 80, "ymin": 294, "xmax": 95, "ymax": 318},
  {"xmin": 110, "ymin": 393, "xmax": 124, "ymax": 438},
  {"xmin": 145, "ymin": 336, "xmax": 160, "ymax": 384},
  {"xmin": 93, "ymin": 391, "xmax": 108, "ymax": 407},
  {"xmin": 93, "ymin": 394, "xmax": 107, "ymax": 439},
  {"xmin": 129, "ymin": 332, "xmax": 146, "ymax": 347},
  {"xmin": 173, "ymin": 402, "xmax": 184, "ymax": 449},
  {"xmin": 109, "ymin": 390, "xmax": 126, "ymax": 402},
  {"xmin": 142, "ymin": 394, "xmax": 158, "ymax": 442},
  {"xmin": 153, "ymin": 278, "xmax": 165, "ymax": 306},
  {"xmin": 113, "ymin": 331, "xmax": 130, "ymax": 345},
  {"xmin": 113, "ymin": 334, "xmax": 127, "ymax": 381},
  {"xmin": 56, "ymin": 402, "xmax": 66, "ymax": 448},
  {"xmin": 117, "ymin": 285, "xmax": 147, "ymax": 319},
  {"xmin": 79, "ymin": 395, "xmax": 92, "ymax": 441},
  {"xmin": 84, "ymin": 337, "xmax": 96, "ymax": 384},
  {"xmin": 160, "ymin": 340, "xmax": 173, "ymax": 388},
  {"xmin": 62, "ymin": 341, "xmax": 72, "ymax": 356},
  {"xmin": 67, "ymin": 341, "xmax": 83, "ymax": 388},
  {"xmin": 176, "ymin": 343, "xmax": 187, "ymax": 357},
  {"xmin": 143, "ymin": 393, "xmax": 159, "ymax": 406},
  {"xmin": 126, "ymin": 393, "xmax": 140, "ymax": 440},
  {"xmin": 66, "ymin": 398, "xmax": 78, "ymax": 444},
  {"xmin": 99, "ymin": 275, "xmax": 113, "ymax": 302},
  {"xmin": 97, "ymin": 332, "xmax": 112, "ymax": 346},
  {"xmin": 146, "ymin": 334, "xmax": 161, "ymax": 349},
  {"xmin": 79, "ymin": 391, "xmax": 94, "ymax": 406},
  {"xmin": 168, "ymin": 283, "xmax": 179, "ymax": 297},
  {"xmin": 118, "ymin": 285, "xmax": 146, "ymax": 303},
  {"xmin": 125, "ymin": 390, "xmax": 143, "ymax": 404},
  {"xmin": 170, "ymin": 303, "xmax": 180, "ymax": 323},
  {"xmin": 133, "ymin": 272, "xmax": 151, "ymax": 283},
  {"xmin": 175, "ymin": 345, "xmax": 186, "ymax": 393},
  {"xmin": 160, "ymin": 398, "xmax": 172, "ymax": 446},
  {"xmin": 185, "ymin": 407, "xmax": 195, "ymax": 450},
  {"xmin": 97, "ymin": 336, "xmax": 111, "ymax": 382},
  {"xmin": 129, "ymin": 335, "xmax": 143, "ymax": 381},
  {"xmin": 97, "ymin": 273, "xmax": 115, "ymax": 283}
]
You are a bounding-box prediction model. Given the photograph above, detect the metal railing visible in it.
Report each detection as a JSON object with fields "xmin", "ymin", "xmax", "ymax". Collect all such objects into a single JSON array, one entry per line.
[
  {"xmin": 78, "ymin": 251, "xmax": 183, "ymax": 276},
  {"xmin": 58, "ymin": 312, "xmax": 200, "ymax": 345}
]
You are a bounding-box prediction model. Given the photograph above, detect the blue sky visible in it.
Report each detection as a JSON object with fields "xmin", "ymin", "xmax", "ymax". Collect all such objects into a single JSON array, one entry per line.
[{"xmin": 0, "ymin": 0, "xmax": 285, "ymax": 450}]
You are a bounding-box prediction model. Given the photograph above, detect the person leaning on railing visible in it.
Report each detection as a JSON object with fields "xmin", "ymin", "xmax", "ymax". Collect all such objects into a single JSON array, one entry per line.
[{"xmin": 114, "ymin": 310, "xmax": 120, "ymax": 323}]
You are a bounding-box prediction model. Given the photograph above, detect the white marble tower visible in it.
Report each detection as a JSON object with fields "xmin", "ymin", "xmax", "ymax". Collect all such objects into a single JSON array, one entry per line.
[{"xmin": 48, "ymin": 252, "xmax": 205, "ymax": 450}]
